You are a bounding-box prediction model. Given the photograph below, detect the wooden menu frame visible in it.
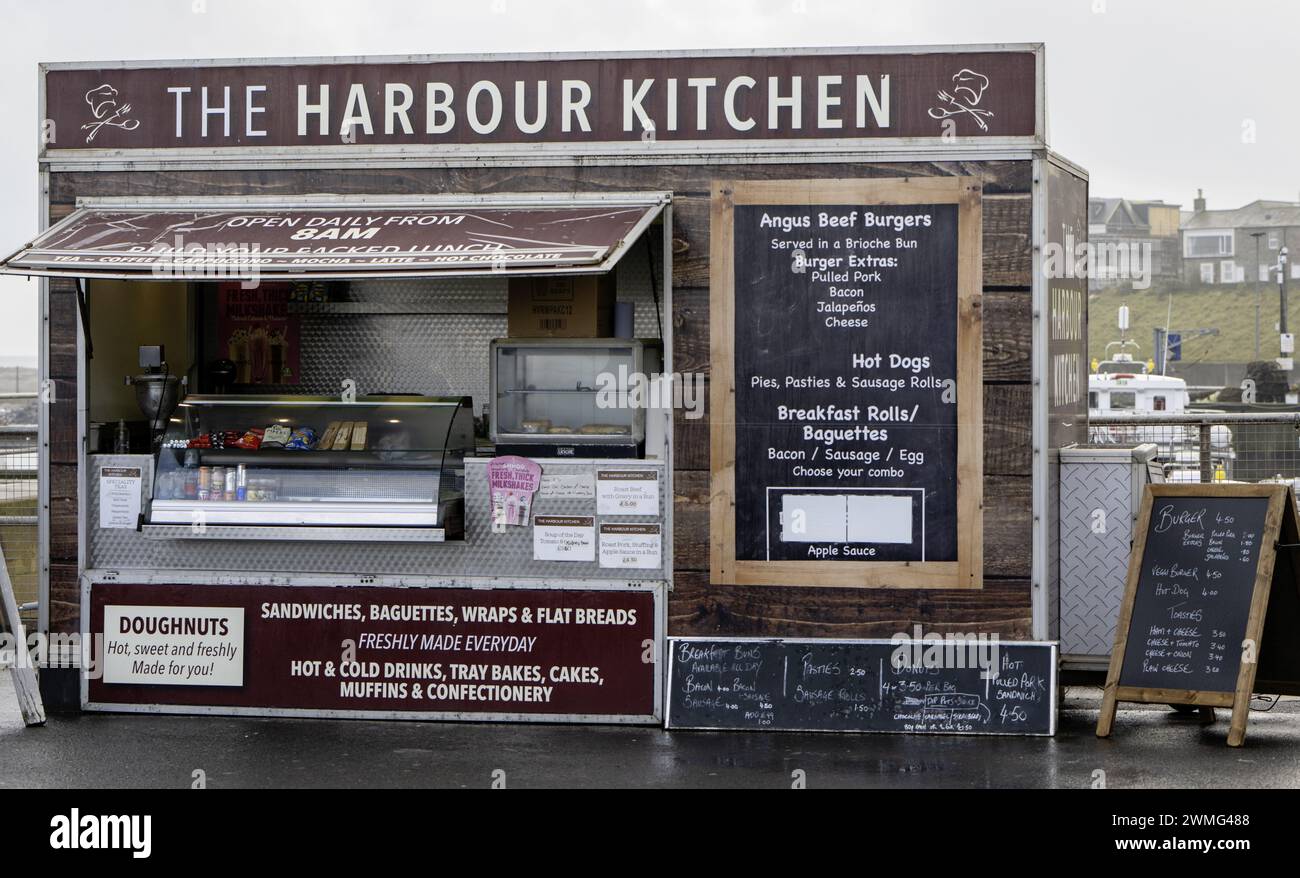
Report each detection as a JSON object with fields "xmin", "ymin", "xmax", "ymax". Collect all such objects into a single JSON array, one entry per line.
[
  {"xmin": 709, "ymin": 177, "xmax": 983, "ymax": 589},
  {"xmin": 1097, "ymin": 483, "xmax": 1297, "ymax": 747}
]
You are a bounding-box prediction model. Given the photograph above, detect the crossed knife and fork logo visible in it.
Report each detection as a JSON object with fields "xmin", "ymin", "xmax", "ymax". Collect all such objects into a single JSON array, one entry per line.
[{"xmin": 928, "ymin": 68, "xmax": 996, "ymax": 132}]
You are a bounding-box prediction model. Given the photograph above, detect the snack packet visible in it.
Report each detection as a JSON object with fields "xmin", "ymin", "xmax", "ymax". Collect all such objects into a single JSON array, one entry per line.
[
  {"xmin": 233, "ymin": 428, "xmax": 264, "ymax": 450},
  {"xmin": 284, "ymin": 427, "xmax": 318, "ymax": 451},
  {"xmin": 261, "ymin": 424, "xmax": 292, "ymax": 448}
]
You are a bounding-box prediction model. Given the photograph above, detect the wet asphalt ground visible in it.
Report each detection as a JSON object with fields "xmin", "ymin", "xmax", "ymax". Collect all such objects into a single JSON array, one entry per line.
[{"xmin": 1, "ymin": 677, "xmax": 1296, "ymax": 788}]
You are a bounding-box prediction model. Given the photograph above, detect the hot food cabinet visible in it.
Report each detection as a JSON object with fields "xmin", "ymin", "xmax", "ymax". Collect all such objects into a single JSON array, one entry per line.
[
  {"xmin": 490, "ymin": 338, "xmax": 662, "ymax": 458},
  {"xmin": 145, "ymin": 395, "xmax": 474, "ymax": 541}
]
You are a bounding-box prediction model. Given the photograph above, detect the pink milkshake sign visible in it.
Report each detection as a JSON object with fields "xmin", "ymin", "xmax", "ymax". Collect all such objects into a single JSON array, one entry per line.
[{"xmin": 487, "ymin": 456, "xmax": 543, "ymax": 532}]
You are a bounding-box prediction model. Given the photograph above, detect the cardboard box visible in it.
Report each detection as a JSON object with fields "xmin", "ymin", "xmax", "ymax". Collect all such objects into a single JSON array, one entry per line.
[{"xmin": 507, "ymin": 274, "xmax": 615, "ymax": 338}]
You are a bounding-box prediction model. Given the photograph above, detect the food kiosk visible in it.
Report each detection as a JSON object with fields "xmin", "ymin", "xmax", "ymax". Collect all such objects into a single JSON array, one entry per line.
[{"xmin": 3, "ymin": 44, "xmax": 1087, "ymax": 725}]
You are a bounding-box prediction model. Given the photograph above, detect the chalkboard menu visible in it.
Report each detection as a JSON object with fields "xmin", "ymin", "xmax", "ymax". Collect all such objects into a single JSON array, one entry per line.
[
  {"xmin": 1118, "ymin": 496, "xmax": 1268, "ymax": 692},
  {"xmin": 667, "ymin": 638, "xmax": 1057, "ymax": 736},
  {"xmin": 710, "ymin": 179, "xmax": 982, "ymax": 589},
  {"xmin": 1098, "ymin": 484, "xmax": 1300, "ymax": 747},
  {"xmin": 732, "ymin": 202, "xmax": 958, "ymax": 563}
]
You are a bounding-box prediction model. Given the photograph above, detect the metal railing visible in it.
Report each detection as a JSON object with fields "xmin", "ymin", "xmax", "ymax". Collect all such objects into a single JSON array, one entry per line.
[
  {"xmin": 0, "ymin": 392, "xmax": 38, "ymax": 623},
  {"xmin": 1090, "ymin": 412, "xmax": 1300, "ymax": 485}
]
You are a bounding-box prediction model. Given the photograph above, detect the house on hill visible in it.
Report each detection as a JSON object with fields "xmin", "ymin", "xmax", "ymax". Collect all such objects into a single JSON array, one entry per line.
[
  {"xmin": 1088, "ymin": 196, "xmax": 1181, "ymax": 288},
  {"xmin": 1181, "ymin": 189, "xmax": 1300, "ymax": 286}
]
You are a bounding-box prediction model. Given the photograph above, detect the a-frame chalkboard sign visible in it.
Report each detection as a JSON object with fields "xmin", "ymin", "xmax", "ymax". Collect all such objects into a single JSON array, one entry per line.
[
  {"xmin": 0, "ymin": 543, "xmax": 43, "ymax": 725},
  {"xmin": 1097, "ymin": 483, "xmax": 1300, "ymax": 747}
]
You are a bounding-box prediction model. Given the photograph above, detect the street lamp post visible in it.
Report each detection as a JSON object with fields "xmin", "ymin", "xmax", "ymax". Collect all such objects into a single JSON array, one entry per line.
[
  {"xmin": 1280, "ymin": 246, "xmax": 1289, "ymax": 339},
  {"xmin": 1280, "ymin": 246, "xmax": 1292, "ymax": 383},
  {"xmin": 1251, "ymin": 231, "xmax": 1265, "ymax": 359}
]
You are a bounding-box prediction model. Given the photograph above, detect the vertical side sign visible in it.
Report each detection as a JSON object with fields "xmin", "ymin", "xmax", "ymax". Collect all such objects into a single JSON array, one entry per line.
[
  {"xmin": 710, "ymin": 178, "xmax": 983, "ymax": 589},
  {"xmin": 1045, "ymin": 162, "xmax": 1089, "ymax": 448},
  {"xmin": 1040, "ymin": 159, "xmax": 1089, "ymax": 641}
]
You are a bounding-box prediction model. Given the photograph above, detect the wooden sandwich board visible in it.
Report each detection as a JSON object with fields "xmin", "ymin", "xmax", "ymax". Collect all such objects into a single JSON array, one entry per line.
[
  {"xmin": 0, "ymin": 543, "xmax": 44, "ymax": 725},
  {"xmin": 1097, "ymin": 483, "xmax": 1300, "ymax": 747}
]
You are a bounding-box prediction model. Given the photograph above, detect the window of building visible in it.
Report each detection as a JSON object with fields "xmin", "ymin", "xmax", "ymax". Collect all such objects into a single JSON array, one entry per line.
[
  {"xmin": 1185, "ymin": 230, "xmax": 1234, "ymax": 258},
  {"xmin": 1221, "ymin": 260, "xmax": 1239, "ymax": 282},
  {"xmin": 1200, "ymin": 262, "xmax": 1215, "ymax": 284},
  {"xmin": 1270, "ymin": 234, "xmax": 1280, "ymax": 250}
]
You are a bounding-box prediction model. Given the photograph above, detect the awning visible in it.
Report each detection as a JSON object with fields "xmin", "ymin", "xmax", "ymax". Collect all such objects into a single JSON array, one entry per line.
[{"xmin": 0, "ymin": 193, "xmax": 669, "ymax": 281}]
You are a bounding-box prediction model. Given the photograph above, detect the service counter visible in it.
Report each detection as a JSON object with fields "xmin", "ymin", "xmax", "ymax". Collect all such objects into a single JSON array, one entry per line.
[{"xmin": 82, "ymin": 453, "xmax": 668, "ymax": 722}]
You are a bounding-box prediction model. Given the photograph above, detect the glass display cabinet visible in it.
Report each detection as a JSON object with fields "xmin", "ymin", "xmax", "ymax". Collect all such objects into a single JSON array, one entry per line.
[
  {"xmin": 145, "ymin": 395, "xmax": 474, "ymax": 541},
  {"xmin": 490, "ymin": 338, "xmax": 662, "ymax": 458}
]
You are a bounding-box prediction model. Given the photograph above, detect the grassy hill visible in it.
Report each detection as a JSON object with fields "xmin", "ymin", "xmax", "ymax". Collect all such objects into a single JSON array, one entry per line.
[{"xmin": 1089, "ymin": 285, "xmax": 1290, "ymax": 366}]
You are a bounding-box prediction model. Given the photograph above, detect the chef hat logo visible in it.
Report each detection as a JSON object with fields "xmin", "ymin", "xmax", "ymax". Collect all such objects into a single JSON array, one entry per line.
[
  {"xmin": 84, "ymin": 84, "xmax": 120, "ymax": 119},
  {"xmin": 950, "ymin": 69, "xmax": 989, "ymax": 107},
  {"xmin": 951, "ymin": 68, "xmax": 987, "ymax": 106}
]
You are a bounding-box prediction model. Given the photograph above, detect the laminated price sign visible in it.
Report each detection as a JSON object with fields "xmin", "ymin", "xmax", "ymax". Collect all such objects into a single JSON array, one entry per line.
[
  {"xmin": 533, "ymin": 516, "xmax": 597, "ymax": 562},
  {"xmin": 596, "ymin": 470, "xmax": 659, "ymax": 516},
  {"xmin": 599, "ymin": 524, "xmax": 663, "ymax": 570}
]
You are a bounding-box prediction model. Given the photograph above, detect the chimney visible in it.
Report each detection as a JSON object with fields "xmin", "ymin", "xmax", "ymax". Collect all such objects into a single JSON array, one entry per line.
[{"xmin": 1194, "ymin": 189, "xmax": 1206, "ymax": 212}]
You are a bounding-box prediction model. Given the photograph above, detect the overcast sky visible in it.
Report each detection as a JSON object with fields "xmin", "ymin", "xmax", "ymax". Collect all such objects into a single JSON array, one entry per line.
[{"xmin": 1, "ymin": 0, "xmax": 1295, "ymax": 360}]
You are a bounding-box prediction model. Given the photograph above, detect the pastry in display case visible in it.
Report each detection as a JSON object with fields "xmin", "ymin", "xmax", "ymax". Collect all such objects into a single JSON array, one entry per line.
[
  {"xmin": 145, "ymin": 395, "xmax": 474, "ymax": 540},
  {"xmin": 490, "ymin": 338, "xmax": 662, "ymax": 458}
]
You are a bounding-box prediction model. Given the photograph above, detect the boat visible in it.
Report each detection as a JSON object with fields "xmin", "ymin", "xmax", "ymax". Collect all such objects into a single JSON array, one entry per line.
[{"xmin": 1088, "ymin": 314, "xmax": 1234, "ymax": 482}]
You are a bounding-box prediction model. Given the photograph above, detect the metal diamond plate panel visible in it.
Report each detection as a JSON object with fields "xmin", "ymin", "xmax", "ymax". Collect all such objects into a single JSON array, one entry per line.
[
  {"xmin": 258, "ymin": 309, "xmax": 505, "ymax": 411},
  {"xmin": 89, "ymin": 456, "xmax": 667, "ymax": 581},
  {"xmin": 299, "ymin": 276, "xmax": 506, "ymax": 313},
  {"xmin": 243, "ymin": 235, "xmax": 665, "ymax": 411},
  {"xmin": 1058, "ymin": 457, "xmax": 1137, "ymax": 657},
  {"xmin": 615, "ymin": 234, "xmax": 668, "ymax": 339},
  {"xmin": 1047, "ymin": 452, "xmax": 1061, "ymax": 640}
]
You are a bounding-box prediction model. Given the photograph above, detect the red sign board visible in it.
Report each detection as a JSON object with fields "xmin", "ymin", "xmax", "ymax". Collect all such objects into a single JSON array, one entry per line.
[
  {"xmin": 86, "ymin": 583, "xmax": 659, "ymax": 721},
  {"xmin": 43, "ymin": 48, "xmax": 1040, "ymax": 155}
]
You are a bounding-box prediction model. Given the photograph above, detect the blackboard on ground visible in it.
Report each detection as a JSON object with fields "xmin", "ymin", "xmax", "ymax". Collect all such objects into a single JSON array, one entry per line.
[{"xmin": 666, "ymin": 637, "xmax": 1056, "ymax": 735}]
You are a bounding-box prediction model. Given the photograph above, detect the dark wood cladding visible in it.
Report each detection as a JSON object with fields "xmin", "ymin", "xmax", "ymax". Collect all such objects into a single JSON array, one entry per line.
[
  {"xmin": 46, "ymin": 275, "xmax": 80, "ymax": 633},
  {"xmin": 51, "ymin": 160, "xmax": 1033, "ymax": 201},
  {"xmin": 981, "ymin": 289, "xmax": 1033, "ymax": 382},
  {"xmin": 46, "ymin": 157, "xmax": 1035, "ymax": 639},
  {"xmin": 48, "ymin": 564, "xmax": 81, "ymax": 629},
  {"xmin": 671, "ymin": 571, "xmax": 1034, "ymax": 638},
  {"xmin": 983, "ymin": 384, "xmax": 1033, "ymax": 476},
  {"xmin": 981, "ymin": 195, "xmax": 1034, "ymax": 288}
]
